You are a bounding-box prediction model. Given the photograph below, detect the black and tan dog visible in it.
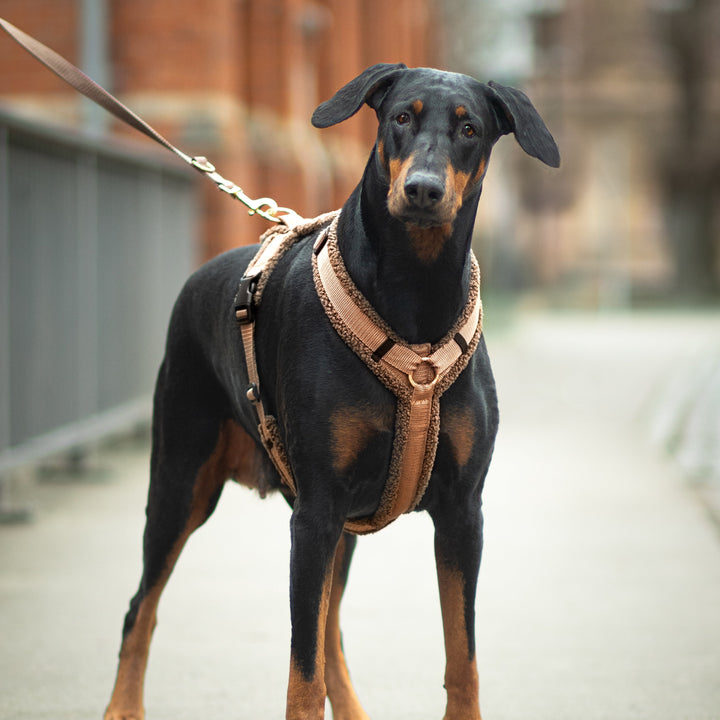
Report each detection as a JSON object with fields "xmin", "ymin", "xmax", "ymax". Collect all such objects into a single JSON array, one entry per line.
[{"xmin": 105, "ymin": 63, "xmax": 559, "ymax": 720}]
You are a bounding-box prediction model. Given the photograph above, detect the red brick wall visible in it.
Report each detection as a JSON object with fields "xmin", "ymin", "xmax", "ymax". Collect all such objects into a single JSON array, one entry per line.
[
  {"xmin": 111, "ymin": 0, "xmax": 238, "ymax": 95},
  {"xmin": 0, "ymin": 0, "xmax": 79, "ymax": 93},
  {"xmin": 0, "ymin": 0, "xmax": 440, "ymax": 259}
]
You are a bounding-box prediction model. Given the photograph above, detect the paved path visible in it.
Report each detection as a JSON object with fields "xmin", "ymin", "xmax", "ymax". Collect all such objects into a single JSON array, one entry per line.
[{"xmin": 1, "ymin": 311, "xmax": 719, "ymax": 720}]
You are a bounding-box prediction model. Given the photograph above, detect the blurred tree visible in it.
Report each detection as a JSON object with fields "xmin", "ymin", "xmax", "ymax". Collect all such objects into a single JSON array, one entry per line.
[{"xmin": 653, "ymin": 0, "xmax": 720, "ymax": 300}]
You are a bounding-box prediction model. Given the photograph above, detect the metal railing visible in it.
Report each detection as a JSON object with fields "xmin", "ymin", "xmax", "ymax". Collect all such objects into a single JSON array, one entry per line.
[{"xmin": 0, "ymin": 109, "xmax": 198, "ymax": 474}]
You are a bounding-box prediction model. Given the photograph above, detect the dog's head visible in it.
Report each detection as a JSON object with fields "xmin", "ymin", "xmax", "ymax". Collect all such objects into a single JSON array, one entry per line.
[{"xmin": 312, "ymin": 64, "xmax": 560, "ymax": 232}]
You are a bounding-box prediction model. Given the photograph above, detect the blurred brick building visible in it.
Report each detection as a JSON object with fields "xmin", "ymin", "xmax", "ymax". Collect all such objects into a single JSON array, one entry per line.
[
  {"xmin": 0, "ymin": 0, "xmax": 440, "ymax": 260},
  {"xmin": 509, "ymin": 0, "xmax": 720, "ymax": 304}
]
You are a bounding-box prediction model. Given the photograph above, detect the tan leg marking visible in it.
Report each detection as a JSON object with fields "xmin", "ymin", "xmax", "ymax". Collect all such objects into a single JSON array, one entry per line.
[
  {"xmin": 105, "ymin": 421, "xmax": 254, "ymax": 720},
  {"xmin": 436, "ymin": 561, "xmax": 482, "ymax": 720},
  {"xmin": 286, "ymin": 569, "xmax": 334, "ymax": 720},
  {"xmin": 105, "ymin": 534, "xmax": 203, "ymax": 720},
  {"xmin": 324, "ymin": 536, "xmax": 370, "ymax": 720}
]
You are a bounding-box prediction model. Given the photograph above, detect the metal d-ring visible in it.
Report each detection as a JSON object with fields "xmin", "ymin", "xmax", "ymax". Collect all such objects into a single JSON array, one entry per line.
[{"xmin": 408, "ymin": 357, "xmax": 440, "ymax": 389}]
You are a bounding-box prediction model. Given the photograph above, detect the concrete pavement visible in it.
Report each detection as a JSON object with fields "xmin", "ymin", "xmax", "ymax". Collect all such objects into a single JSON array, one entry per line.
[{"xmin": 1, "ymin": 310, "xmax": 719, "ymax": 720}]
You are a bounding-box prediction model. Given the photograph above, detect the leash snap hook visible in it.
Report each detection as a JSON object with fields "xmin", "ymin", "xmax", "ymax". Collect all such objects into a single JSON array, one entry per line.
[
  {"xmin": 408, "ymin": 357, "xmax": 440, "ymax": 390},
  {"xmin": 191, "ymin": 156, "xmax": 216, "ymax": 173}
]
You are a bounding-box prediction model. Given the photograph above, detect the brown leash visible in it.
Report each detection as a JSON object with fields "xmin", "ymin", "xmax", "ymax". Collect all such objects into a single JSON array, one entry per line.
[{"xmin": 0, "ymin": 17, "xmax": 301, "ymax": 226}]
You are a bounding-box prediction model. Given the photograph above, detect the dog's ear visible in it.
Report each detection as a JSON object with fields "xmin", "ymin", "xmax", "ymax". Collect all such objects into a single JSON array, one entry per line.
[
  {"xmin": 485, "ymin": 81, "xmax": 560, "ymax": 168},
  {"xmin": 312, "ymin": 63, "xmax": 408, "ymax": 128}
]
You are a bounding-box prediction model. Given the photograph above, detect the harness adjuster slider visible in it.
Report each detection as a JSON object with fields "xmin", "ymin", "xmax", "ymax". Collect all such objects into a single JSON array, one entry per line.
[
  {"xmin": 313, "ymin": 227, "xmax": 330, "ymax": 255},
  {"xmin": 234, "ymin": 272, "xmax": 261, "ymax": 324}
]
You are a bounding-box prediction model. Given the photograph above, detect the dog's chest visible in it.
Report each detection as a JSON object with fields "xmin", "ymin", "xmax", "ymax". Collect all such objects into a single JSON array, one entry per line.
[{"xmin": 238, "ymin": 215, "xmax": 484, "ymax": 533}]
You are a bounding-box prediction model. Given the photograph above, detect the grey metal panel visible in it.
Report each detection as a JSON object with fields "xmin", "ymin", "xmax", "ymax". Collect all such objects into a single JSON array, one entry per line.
[
  {"xmin": 75, "ymin": 153, "xmax": 100, "ymax": 420},
  {"xmin": 158, "ymin": 173, "xmax": 198, "ymax": 327},
  {"xmin": 8, "ymin": 141, "xmax": 82, "ymax": 446},
  {"xmin": 0, "ymin": 127, "xmax": 9, "ymax": 454},
  {"xmin": 0, "ymin": 112, "xmax": 198, "ymax": 472},
  {"xmin": 96, "ymin": 158, "xmax": 158, "ymax": 411}
]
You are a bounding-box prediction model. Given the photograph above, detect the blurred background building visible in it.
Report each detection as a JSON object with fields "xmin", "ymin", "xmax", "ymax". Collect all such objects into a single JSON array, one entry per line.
[
  {"xmin": 0, "ymin": 0, "xmax": 439, "ymax": 258},
  {"xmin": 1, "ymin": 0, "xmax": 719, "ymax": 479},
  {"xmin": 0, "ymin": 0, "xmax": 439, "ymax": 475},
  {"xmin": 444, "ymin": 0, "xmax": 720, "ymax": 306}
]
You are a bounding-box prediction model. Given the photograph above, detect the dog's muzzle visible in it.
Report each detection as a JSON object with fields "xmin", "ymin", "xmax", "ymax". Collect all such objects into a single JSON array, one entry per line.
[{"xmin": 387, "ymin": 157, "xmax": 460, "ymax": 227}]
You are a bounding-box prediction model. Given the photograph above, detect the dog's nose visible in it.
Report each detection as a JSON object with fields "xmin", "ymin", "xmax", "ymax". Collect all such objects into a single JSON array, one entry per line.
[{"xmin": 404, "ymin": 172, "xmax": 445, "ymax": 209}]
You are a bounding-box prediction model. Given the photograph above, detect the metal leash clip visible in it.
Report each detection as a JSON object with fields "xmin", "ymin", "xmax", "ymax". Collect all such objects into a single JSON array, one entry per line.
[{"xmin": 190, "ymin": 156, "xmax": 300, "ymax": 225}]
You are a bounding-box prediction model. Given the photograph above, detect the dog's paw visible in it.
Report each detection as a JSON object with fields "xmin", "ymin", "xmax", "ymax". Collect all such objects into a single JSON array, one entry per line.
[
  {"xmin": 333, "ymin": 710, "xmax": 371, "ymax": 720},
  {"xmin": 441, "ymin": 711, "xmax": 481, "ymax": 720},
  {"xmin": 104, "ymin": 708, "xmax": 144, "ymax": 720}
]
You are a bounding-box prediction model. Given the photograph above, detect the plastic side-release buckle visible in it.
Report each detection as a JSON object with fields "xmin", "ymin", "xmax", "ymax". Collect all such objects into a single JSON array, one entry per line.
[{"xmin": 234, "ymin": 271, "xmax": 261, "ymax": 324}]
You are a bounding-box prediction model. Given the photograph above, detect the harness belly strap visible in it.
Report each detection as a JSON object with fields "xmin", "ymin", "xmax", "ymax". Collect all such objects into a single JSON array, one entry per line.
[
  {"xmin": 236, "ymin": 210, "xmax": 482, "ymax": 535},
  {"xmin": 235, "ymin": 211, "xmax": 340, "ymax": 495}
]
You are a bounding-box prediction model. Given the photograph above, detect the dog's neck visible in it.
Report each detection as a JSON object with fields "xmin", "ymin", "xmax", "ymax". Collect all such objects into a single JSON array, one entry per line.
[{"xmin": 336, "ymin": 150, "xmax": 481, "ymax": 345}]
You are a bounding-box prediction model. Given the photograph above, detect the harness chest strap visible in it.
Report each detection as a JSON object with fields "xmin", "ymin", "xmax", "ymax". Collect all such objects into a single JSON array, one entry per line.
[
  {"xmin": 236, "ymin": 211, "xmax": 482, "ymax": 534},
  {"xmin": 312, "ymin": 215, "xmax": 482, "ymax": 534}
]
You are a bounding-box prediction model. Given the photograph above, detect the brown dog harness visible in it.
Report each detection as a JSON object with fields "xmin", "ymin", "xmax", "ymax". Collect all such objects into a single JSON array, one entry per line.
[{"xmin": 236, "ymin": 211, "xmax": 483, "ymax": 534}]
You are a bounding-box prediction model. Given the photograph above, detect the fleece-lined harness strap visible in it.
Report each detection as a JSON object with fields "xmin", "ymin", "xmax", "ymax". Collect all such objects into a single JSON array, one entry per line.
[
  {"xmin": 236, "ymin": 210, "xmax": 482, "ymax": 535},
  {"xmin": 311, "ymin": 214, "xmax": 482, "ymax": 534}
]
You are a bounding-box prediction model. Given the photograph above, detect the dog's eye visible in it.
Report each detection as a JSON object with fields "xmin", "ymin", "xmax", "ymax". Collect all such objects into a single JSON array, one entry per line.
[
  {"xmin": 395, "ymin": 112, "xmax": 411, "ymax": 126},
  {"xmin": 462, "ymin": 123, "xmax": 477, "ymax": 138}
]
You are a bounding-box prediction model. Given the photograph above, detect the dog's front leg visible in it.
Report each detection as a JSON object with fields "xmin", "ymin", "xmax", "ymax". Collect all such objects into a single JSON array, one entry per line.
[
  {"xmin": 432, "ymin": 504, "xmax": 484, "ymax": 720},
  {"xmin": 324, "ymin": 533, "xmax": 370, "ymax": 720},
  {"xmin": 286, "ymin": 504, "xmax": 345, "ymax": 720}
]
